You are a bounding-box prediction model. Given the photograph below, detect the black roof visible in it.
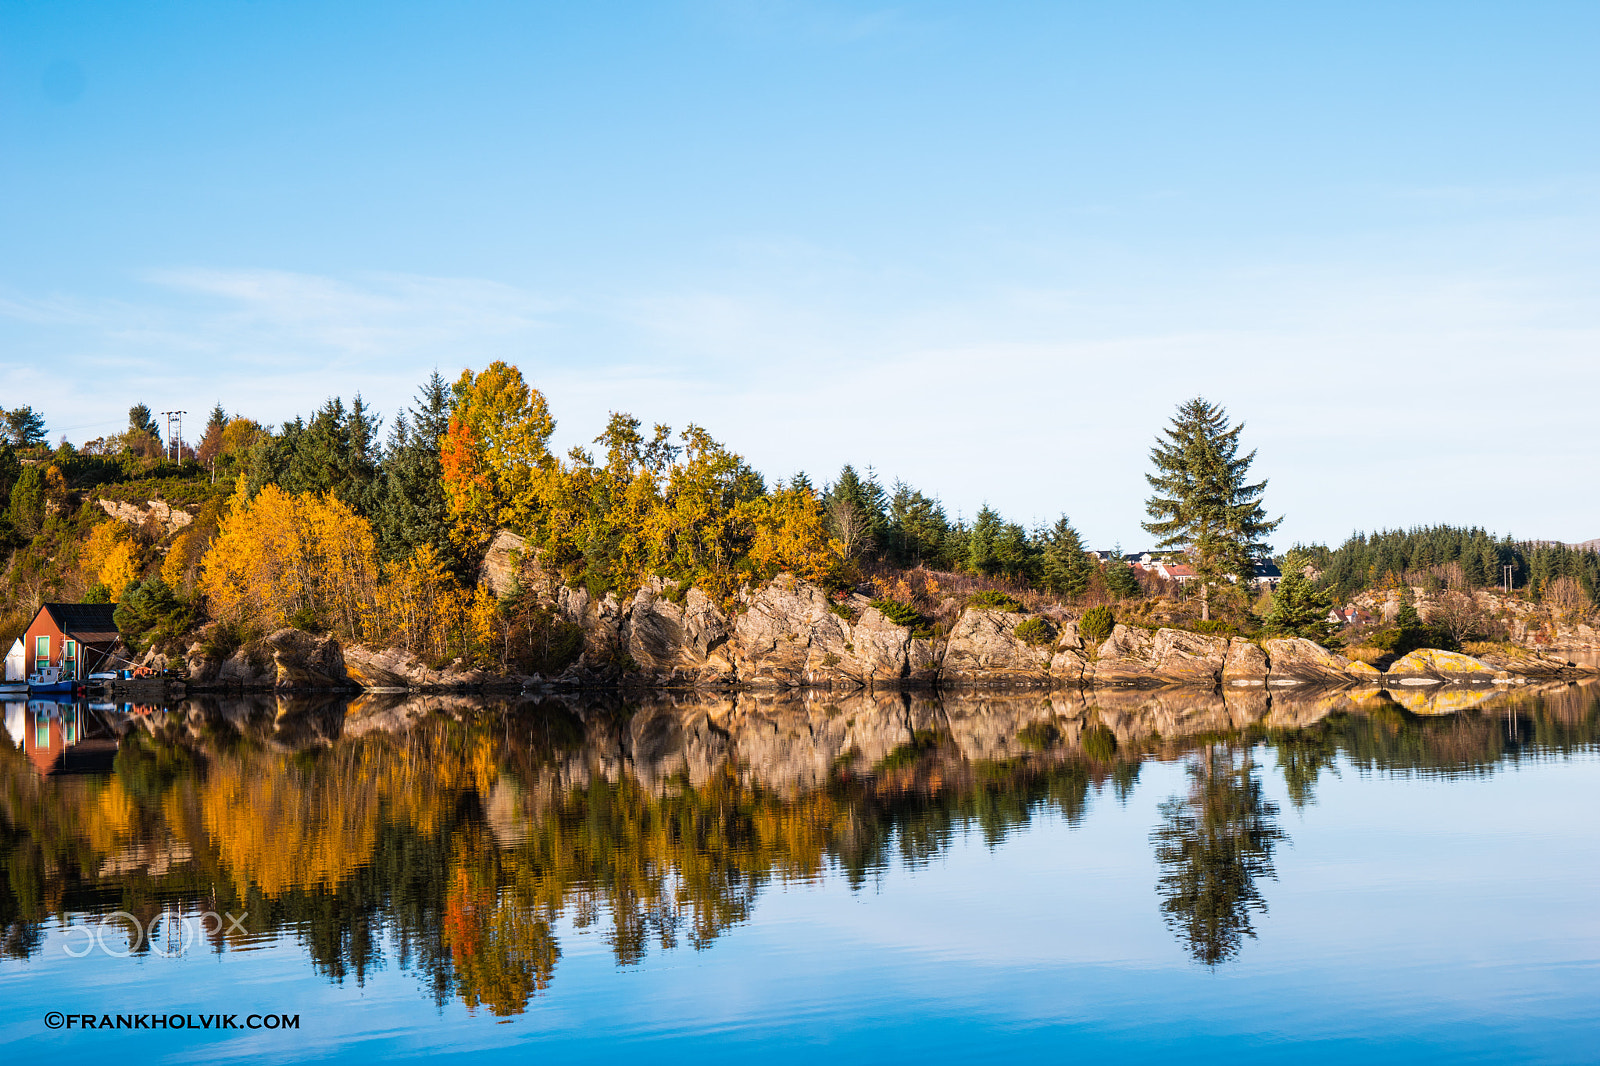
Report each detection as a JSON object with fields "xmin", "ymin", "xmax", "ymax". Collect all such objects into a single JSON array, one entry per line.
[
  {"xmin": 1253, "ymin": 562, "xmax": 1283, "ymax": 578},
  {"xmin": 40, "ymin": 603, "xmax": 122, "ymax": 642}
]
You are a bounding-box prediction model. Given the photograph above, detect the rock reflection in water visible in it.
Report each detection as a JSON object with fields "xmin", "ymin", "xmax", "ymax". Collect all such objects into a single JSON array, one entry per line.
[{"xmin": 0, "ymin": 681, "xmax": 1596, "ymax": 1017}]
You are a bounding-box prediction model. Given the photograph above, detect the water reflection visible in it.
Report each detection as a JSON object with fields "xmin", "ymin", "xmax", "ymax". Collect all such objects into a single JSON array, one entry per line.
[
  {"xmin": 0, "ymin": 681, "xmax": 1596, "ymax": 1012},
  {"xmin": 1152, "ymin": 746, "xmax": 1285, "ymax": 966}
]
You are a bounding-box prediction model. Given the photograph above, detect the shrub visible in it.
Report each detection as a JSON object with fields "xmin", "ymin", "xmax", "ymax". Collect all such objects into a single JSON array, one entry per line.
[
  {"xmin": 1191, "ymin": 619, "xmax": 1237, "ymax": 636},
  {"xmin": 1013, "ymin": 617, "xmax": 1056, "ymax": 646},
  {"xmin": 1080, "ymin": 605, "xmax": 1115, "ymax": 643},
  {"xmin": 1370, "ymin": 623, "xmax": 1458, "ymax": 656},
  {"xmin": 200, "ymin": 620, "xmax": 257, "ymax": 661},
  {"xmin": 870, "ymin": 597, "xmax": 927, "ymax": 629},
  {"xmin": 968, "ymin": 590, "xmax": 1023, "ymax": 612}
]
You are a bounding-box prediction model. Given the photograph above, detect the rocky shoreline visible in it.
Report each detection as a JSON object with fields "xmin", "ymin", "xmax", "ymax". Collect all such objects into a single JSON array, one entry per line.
[{"xmin": 116, "ymin": 574, "xmax": 1596, "ymax": 700}]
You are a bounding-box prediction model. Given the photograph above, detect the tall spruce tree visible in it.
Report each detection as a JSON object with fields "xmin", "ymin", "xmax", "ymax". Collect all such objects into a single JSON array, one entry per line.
[
  {"xmin": 886, "ymin": 480, "xmax": 951, "ymax": 568},
  {"xmin": 127, "ymin": 403, "xmax": 161, "ymax": 439},
  {"xmin": 1262, "ymin": 570, "xmax": 1335, "ymax": 642},
  {"xmin": 824, "ymin": 464, "xmax": 887, "ymax": 559},
  {"xmin": 377, "ymin": 372, "xmax": 464, "ymax": 574},
  {"xmin": 1040, "ymin": 515, "xmax": 1093, "ymax": 597},
  {"xmin": 967, "ymin": 505, "xmax": 1004, "ymax": 575},
  {"xmin": 1143, "ymin": 398, "xmax": 1281, "ymax": 620}
]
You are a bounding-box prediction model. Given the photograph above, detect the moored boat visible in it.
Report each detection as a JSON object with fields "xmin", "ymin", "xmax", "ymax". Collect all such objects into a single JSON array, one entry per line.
[{"xmin": 26, "ymin": 666, "xmax": 79, "ymax": 695}]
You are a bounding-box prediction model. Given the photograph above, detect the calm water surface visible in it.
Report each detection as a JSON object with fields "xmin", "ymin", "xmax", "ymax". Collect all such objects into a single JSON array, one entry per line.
[{"xmin": 2, "ymin": 683, "xmax": 1598, "ymax": 1063}]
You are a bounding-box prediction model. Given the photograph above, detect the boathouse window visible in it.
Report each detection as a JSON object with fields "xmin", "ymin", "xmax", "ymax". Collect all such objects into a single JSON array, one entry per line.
[
  {"xmin": 35, "ymin": 635, "xmax": 48, "ymax": 671},
  {"xmin": 64, "ymin": 640, "xmax": 77, "ymax": 676}
]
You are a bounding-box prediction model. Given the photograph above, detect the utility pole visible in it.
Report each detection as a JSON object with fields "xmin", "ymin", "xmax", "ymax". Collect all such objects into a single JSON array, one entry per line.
[
  {"xmin": 161, "ymin": 410, "xmax": 187, "ymax": 464},
  {"xmin": 1503, "ymin": 564, "xmax": 1514, "ymax": 594}
]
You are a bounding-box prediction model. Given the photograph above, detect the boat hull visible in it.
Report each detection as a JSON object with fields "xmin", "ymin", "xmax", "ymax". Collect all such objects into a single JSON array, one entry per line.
[{"xmin": 27, "ymin": 681, "xmax": 77, "ymax": 695}]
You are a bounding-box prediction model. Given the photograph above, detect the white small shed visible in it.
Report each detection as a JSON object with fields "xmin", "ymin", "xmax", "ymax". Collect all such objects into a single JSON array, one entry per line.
[{"xmin": 4, "ymin": 638, "xmax": 24, "ymax": 681}]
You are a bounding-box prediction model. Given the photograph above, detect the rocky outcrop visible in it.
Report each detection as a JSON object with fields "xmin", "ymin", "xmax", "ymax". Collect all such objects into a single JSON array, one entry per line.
[
  {"xmin": 1384, "ymin": 648, "xmax": 1499, "ymax": 684},
  {"xmin": 939, "ymin": 609, "xmax": 1051, "ymax": 686},
  {"xmin": 1149, "ymin": 629, "xmax": 1230, "ymax": 686},
  {"xmin": 97, "ymin": 497, "xmax": 195, "ymax": 534},
  {"xmin": 730, "ymin": 579, "xmax": 917, "ymax": 689},
  {"xmin": 182, "ymin": 550, "xmax": 1592, "ymax": 692},
  {"xmin": 343, "ymin": 645, "xmax": 505, "ymax": 689},
  {"xmin": 1048, "ymin": 622, "xmax": 1089, "ymax": 686},
  {"xmin": 1089, "ymin": 625, "xmax": 1157, "ymax": 685},
  {"xmin": 261, "ymin": 629, "xmax": 353, "ymax": 689},
  {"xmin": 1262, "ymin": 638, "xmax": 1354, "ymax": 685},
  {"xmin": 192, "ymin": 629, "xmax": 354, "ymax": 690},
  {"xmin": 621, "ymin": 585, "xmax": 736, "ymax": 685},
  {"xmin": 1223, "ymin": 641, "xmax": 1270, "ymax": 686},
  {"xmin": 480, "ymin": 529, "xmax": 529, "ymax": 598},
  {"xmin": 1090, "ymin": 626, "xmax": 1230, "ymax": 687}
]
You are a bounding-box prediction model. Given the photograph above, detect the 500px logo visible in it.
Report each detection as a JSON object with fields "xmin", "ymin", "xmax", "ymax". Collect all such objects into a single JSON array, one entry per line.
[{"xmin": 61, "ymin": 910, "xmax": 249, "ymax": 959}]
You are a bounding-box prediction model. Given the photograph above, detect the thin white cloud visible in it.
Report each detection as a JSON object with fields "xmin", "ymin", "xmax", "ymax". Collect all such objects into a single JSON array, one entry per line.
[{"xmin": 144, "ymin": 268, "xmax": 551, "ymax": 358}]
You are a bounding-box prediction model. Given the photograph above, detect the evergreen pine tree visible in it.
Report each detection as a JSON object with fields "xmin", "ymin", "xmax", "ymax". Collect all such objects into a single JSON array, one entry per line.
[
  {"xmin": 886, "ymin": 480, "xmax": 951, "ymax": 568},
  {"xmin": 2, "ymin": 406, "xmax": 47, "ymax": 447},
  {"xmin": 1262, "ymin": 571, "xmax": 1335, "ymax": 642},
  {"xmin": 968, "ymin": 505, "xmax": 1003, "ymax": 575},
  {"xmin": 128, "ymin": 403, "xmax": 161, "ymax": 439},
  {"xmin": 1143, "ymin": 398, "xmax": 1281, "ymax": 620},
  {"xmin": 1040, "ymin": 515, "xmax": 1093, "ymax": 597},
  {"xmin": 376, "ymin": 372, "xmax": 465, "ymax": 575},
  {"xmin": 824, "ymin": 464, "xmax": 887, "ymax": 559},
  {"xmin": 6, "ymin": 465, "xmax": 45, "ymax": 538},
  {"xmin": 0, "ymin": 443, "xmax": 19, "ymax": 510},
  {"xmin": 994, "ymin": 521, "xmax": 1034, "ymax": 580},
  {"xmin": 1103, "ymin": 552, "xmax": 1142, "ymax": 600}
]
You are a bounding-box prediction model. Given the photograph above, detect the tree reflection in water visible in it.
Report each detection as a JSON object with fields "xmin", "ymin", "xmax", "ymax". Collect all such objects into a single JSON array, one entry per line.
[
  {"xmin": 0, "ymin": 683, "xmax": 1595, "ymax": 1012},
  {"xmin": 1150, "ymin": 745, "xmax": 1286, "ymax": 966}
]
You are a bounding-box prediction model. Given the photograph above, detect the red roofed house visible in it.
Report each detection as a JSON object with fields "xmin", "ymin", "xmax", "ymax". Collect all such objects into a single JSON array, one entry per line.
[{"xmin": 21, "ymin": 603, "xmax": 124, "ymax": 681}]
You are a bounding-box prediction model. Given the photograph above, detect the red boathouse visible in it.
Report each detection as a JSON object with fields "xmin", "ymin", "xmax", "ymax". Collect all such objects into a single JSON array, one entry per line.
[{"xmin": 20, "ymin": 603, "xmax": 124, "ymax": 680}]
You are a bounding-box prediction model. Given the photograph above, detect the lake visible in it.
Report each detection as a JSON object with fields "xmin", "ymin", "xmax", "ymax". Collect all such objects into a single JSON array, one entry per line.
[{"xmin": 3, "ymin": 682, "xmax": 1598, "ymax": 1063}]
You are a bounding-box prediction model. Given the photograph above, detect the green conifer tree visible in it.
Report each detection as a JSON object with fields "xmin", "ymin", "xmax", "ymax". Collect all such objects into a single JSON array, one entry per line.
[
  {"xmin": 377, "ymin": 372, "xmax": 465, "ymax": 575},
  {"xmin": 968, "ymin": 505, "xmax": 1003, "ymax": 575},
  {"xmin": 1143, "ymin": 398, "xmax": 1281, "ymax": 620},
  {"xmin": 1262, "ymin": 570, "xmax": 1335, "ymax": 642},
  {"xmin": 1040, "ymin": 515, "xmax": 1093, "ymax": 597},
  {"xmin": 3, "ymin": 406, "xmax": 47, "ymax": 447}
]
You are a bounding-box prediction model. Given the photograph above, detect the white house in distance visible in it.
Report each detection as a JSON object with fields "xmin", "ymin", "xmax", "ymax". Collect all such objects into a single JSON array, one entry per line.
[{"xmin": 4, "ymin": 638, "xmax": 23, "ymax": 682}]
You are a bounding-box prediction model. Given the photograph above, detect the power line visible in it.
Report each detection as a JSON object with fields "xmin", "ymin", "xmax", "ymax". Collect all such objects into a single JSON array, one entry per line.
[{"xmin": 161, "ymin": 410, "xmax": 187, "ymax": 463}]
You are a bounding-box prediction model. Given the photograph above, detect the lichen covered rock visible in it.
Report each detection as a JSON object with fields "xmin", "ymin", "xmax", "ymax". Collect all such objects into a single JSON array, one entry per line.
[{"xmin": 1384, "ymin": 648, "xmax": 1498, "ymax": 683}]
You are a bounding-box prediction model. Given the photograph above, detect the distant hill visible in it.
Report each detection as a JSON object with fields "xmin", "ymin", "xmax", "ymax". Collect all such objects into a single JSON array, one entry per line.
[{"xmin": 1576, "ymin": 539, "xmax": 1600, "ymax": 551}]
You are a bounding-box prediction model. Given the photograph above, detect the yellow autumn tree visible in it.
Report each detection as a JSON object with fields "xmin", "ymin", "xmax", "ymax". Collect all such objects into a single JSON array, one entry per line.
[
  {"xmin": 80, "ymin": 521, "xmax": 126, "ymax": 586},
  {"xmin": 740, "ymin": 482, "xmax": 833, "ymax": 585},
  {"xmin": 440, "ymin": 362, "xmax": 557, "ymax": 553},
  {"xmin": 100, "ymin": 541, "xmax": 143, "ymax": 600},
  {"xmin": 369, "ymin": 544, "xmax": 477, "ymax": 663},
  {"xmin": 200, "ymin": 479, "xmax": 377, "ymax": 639}
]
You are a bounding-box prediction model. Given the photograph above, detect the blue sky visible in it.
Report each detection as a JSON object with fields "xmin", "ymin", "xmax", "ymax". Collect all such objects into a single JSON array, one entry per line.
[{"xmin": 2, "ymin": 1, "xmax": 1597, "ymax": 548}]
